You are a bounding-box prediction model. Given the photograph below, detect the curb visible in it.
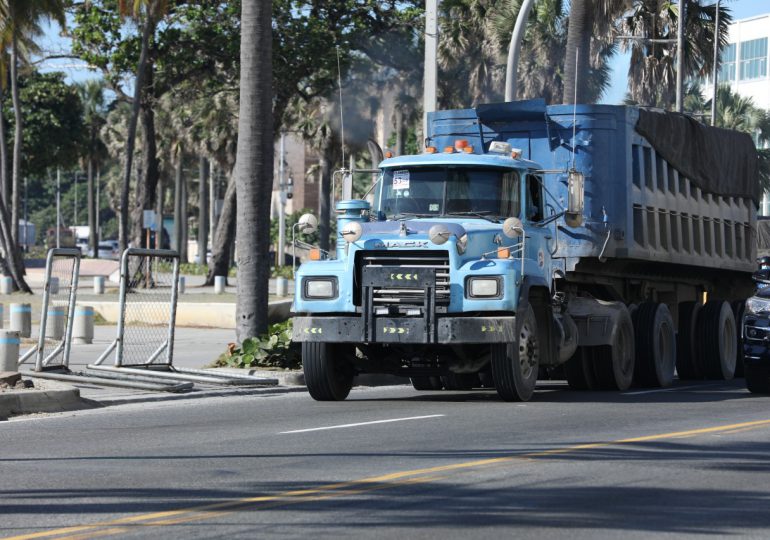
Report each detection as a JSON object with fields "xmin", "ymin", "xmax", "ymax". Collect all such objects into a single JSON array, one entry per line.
[
  {"xmin": 0, "ymin": 381, "xmax": 85, "ymax": 420},
  {"xmin": 213, "ymin": 368, "xmax": 408, "ymax": 388}
]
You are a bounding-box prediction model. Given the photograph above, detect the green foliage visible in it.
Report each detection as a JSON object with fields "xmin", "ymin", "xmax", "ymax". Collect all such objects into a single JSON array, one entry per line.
[
  {"xmin": 218, "ymin": 320, "xmax": 300, "ymax": 370},
  {"xmin": 271, "ymin": 265, "xmax": 294, "ymax": 279},
  {"xmin": 3, "ymin": 71, "xmax": 84, "ymax": 176}
]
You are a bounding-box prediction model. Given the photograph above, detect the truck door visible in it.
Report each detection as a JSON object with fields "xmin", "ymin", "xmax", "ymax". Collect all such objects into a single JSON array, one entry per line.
[{"xmin": 524, "ymin": 174, "xmax": 552, "ymax": 289}]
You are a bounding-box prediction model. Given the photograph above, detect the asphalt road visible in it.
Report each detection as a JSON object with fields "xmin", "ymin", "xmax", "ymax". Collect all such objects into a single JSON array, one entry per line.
[{"xmin": 2, "ymin": 379, "xmax": 770, "ymax": 539}]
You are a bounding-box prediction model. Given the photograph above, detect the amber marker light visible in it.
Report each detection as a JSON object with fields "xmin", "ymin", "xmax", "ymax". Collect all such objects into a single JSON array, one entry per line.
[
  {"xmin": 309, "ymin": 248, "xmax": 322, "ymax": 261},
  {"xmin": 497, "ymin": 247, "xmax": 511, "ymax": 259},
  {"xmin": 463, "ymin": 146, "xmax": 474, "ymax": 153},
  {"xmin": 443, "ymin": 146, "xmax": 455, "ymax": 153},
  {"xmin": 384, "ymin": 150, "xmax": 393, "ymax": 158}
]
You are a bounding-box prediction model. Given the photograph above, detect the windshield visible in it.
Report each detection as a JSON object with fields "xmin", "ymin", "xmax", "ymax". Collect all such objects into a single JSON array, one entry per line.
[{"xmin": 376, "ymin": 167, "xmax": 520, "ymax": 220}]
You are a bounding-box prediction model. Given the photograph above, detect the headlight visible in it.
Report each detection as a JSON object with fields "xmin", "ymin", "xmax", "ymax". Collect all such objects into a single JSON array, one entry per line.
[
  {"xmin": 466, "ymin": 276, "xmax": 502, "ymax": 299},
  {"xmin": 746, "ymin": 296, "xmax": 770, "ymax": 315},
  {"xmin": 303, "ymin": 277, "xmax": 338, "ymax": 300},
  {"xmin": 457, "ymin": 234, "xmax": 468, "ymax": 255}
]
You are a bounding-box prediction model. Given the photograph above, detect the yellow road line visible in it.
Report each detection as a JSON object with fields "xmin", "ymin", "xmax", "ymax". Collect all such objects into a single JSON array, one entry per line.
[{"xmin": 5, "ymin": 418, "xmax": 770, "ymax": 540}]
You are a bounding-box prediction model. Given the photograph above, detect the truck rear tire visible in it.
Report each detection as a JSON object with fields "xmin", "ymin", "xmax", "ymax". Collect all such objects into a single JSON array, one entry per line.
[
  {"xmin": 745, "ymin": 365, "xmax": 770, "ymax": 394},
  {"xmin": 698, "ymin": 301, "xmax": 737, "ymax": 381},
  {"xmin": 731, "ymin": 300, "xmax": 745, "ymax": 378},
  {"xmin": 491, "ymin": 304, "xmax": 539, "ymax": 401},
  {"xmin": 676, "ymin": 301, "xmax": 703, "ymax": 380},
  {"xmin": 302, "ymin": 342, "xmax": 355, "ymax": 401},
  {"xmin": 593, "ymin": 308, "xmax": 635, "ymax": 391},
  {"xmin": 565, "ymin": 348, "xmax": 589, "ymax": 390},
  {"xmin": 633, "ymin": 302, "xmax": 676, "ymax": 387}
]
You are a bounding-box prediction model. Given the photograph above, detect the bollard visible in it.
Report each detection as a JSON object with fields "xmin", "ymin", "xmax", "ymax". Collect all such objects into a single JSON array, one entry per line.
[
  {"xmin": 45, "ymin": 306, "xmax": 65, "ymax": 340},
  {"xmin": 93, "ymin": 276, "xmax": 105, "ymax": 295},
  {"xmin": 214, "ymin": 275, "xmax": 226, "ymax": 294},
  {"xmin": 0, "ymin": 276, "xmax": 12, "ymax": 295},
  {"xmin": 276, "ymin": 277, "xmax": 288, "ymax": 297},
  {"xmin": 10, "ymin": 303, "xmax": 31, "ymax": 338},
  {"xmin": 0, "ymin": 330, "xmax": 19, "ymax": 372},
  {"xmin": 178, "ymin": 276, "xmax": 186, "ymax": 295},
  {"xmin": 72, "ymin": 305, "xmax": 94, "ymax": 345},
  {"xmin": 49, "ymin": 276, "xmax": 60, "ymax": 295}
]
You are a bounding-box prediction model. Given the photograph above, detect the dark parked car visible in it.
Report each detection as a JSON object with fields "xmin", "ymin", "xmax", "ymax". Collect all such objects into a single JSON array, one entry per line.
[{"xmin": 742, "ymin": 268, "xmax": 770, "ymax": 393}]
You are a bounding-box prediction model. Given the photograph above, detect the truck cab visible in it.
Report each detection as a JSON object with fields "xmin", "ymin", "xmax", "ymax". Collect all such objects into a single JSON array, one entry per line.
[{"xmin": 293, "ymin": 140, "xmax": 571, "ymax": 402}]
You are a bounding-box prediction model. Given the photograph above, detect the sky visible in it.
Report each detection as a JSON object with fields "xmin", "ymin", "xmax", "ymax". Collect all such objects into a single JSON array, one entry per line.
[
  {"xmin": 600, "ymin": 0, "xmax": 769, "ymax": 104},
  {"xmin": 39, "ymin": 0, "xmax": 770, "ymax": 104}
]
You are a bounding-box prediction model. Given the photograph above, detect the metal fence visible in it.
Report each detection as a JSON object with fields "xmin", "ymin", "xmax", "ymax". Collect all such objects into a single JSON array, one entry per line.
[{"xmin": 16, "ymin": 248, "xmax": 80, "ymax": 370}]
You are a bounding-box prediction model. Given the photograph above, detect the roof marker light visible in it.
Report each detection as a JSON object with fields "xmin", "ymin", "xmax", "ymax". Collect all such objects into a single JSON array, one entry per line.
[
  {"xmin": 384, "ymin": 150, "xmax": 393, "ymax": 158},
  {"xmin": 463, "ymin": 146, "xmax": 474, "ymax": 153},
  {"xmin": 488, "ymin": 141, "xmax": 512, "ymax": 154},
  {"xmin": 443, "ymin": 146, "xmax": 455, "ymax": 153},
  {"xmin": 425, "ymin": 146, "xmax": 438, "ymax": 154},
  {"xmin": 511, "ymin": 148, "xmax": 523, "ymax": 159}
]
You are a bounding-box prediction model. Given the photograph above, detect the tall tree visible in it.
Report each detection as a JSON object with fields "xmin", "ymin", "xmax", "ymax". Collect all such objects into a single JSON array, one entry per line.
[
  {"xmin": 234, "ymin": 0, "xmax": 273, "ymax": 340},
  {"xmin": 77, "ymin": 80, "xmax": 107, "ymax": 258}
]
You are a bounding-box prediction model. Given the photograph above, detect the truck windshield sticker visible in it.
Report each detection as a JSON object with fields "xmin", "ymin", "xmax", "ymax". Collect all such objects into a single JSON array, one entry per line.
[
  {"xmin": 392, "ymin": 170, "xmax": 410, "ymax": 190},
  {"xmin": 429, "ymin": 203, "xmax": 439, "ymax": 212}
]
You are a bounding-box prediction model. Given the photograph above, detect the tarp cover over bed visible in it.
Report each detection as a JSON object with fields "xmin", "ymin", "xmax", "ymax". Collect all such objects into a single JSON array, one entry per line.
[{"xmin": 635, "ymin": 109, "xmax": 760, "ymax": 204}]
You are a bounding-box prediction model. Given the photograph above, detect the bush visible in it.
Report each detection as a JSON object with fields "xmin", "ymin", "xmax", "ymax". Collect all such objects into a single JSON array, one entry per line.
[{"xmin": 217, "ymin": 320, "xmax": 300, "ymax": 370}]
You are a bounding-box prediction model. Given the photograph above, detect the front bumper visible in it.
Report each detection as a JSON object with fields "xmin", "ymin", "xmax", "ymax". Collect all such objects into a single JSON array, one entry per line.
[
  {"xmin": 743, "ymin": 314, "xmax": 770, "ymax": 366},
  {"xmin": 292, "ymin": 315, "xmax": 517, "ymax": 345}
]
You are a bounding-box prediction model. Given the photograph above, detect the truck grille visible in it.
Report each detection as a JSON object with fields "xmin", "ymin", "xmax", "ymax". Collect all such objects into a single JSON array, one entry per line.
[{"xmin": 356, "ymin": 250, "xmax": 450, "ymax": 308}]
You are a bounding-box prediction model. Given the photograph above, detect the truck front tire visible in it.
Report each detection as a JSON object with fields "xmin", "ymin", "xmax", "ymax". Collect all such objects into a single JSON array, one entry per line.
[
  {"xmin": 302, "ymin": 342, "xmax": 355, "ymax": 401},
  {"xmin": 698, "ymin": 300, "xmax": 737, "ymax": 381},
  {"xmin": 491, "ymin": 305, "xmax": 539, "ymax": 402}
]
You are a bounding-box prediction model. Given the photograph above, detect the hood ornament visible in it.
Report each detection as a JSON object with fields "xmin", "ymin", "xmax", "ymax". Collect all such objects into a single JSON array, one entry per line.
[{"xmin": 399, "ymin": 221, "xmax": 408, "ymax": 237}]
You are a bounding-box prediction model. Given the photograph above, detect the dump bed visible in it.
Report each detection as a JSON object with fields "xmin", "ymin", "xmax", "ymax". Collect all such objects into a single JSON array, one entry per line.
[{"xmin": 426, "ymin": 100, "xmax": 758, "ymax": 274}]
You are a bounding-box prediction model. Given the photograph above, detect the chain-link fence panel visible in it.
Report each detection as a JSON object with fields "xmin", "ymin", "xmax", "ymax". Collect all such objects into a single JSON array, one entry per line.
[
  {"xmin": 116, "ymin": 249, "xmax": 179, "ymax": 367},
  {"xmin": 34, "ymin": 248, "xmax": 80, "ymax": 371}
]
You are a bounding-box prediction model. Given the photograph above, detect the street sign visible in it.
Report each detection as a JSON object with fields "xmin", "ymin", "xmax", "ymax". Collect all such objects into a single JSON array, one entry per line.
[{"xmin": 143, "ymin": 210, "xmax": 156, "ymax": 229}]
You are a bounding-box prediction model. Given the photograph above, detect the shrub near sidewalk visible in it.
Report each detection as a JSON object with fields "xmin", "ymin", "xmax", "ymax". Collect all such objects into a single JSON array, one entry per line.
[{"xmin": 217, "ymin": 320, "xmax": 301, "ymax": 370}]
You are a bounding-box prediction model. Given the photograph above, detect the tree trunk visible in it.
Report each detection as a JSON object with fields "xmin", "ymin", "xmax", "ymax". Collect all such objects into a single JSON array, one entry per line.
[
  {"xmin": 206, "ymin": 175, "xmax": 236, "ymax": 285},
  {"xmin": 563, "ymin": 0, "xmax": 593, "ymax": 105},
  {"xmin": 0, "ymin": 194, "xmax": 30, "ymax": 292},
  {"xmin": 173, "ymin": 156, "xmax": 183, "ymax": 253},
  {"xmin": 197, "ymin": 156, "xmax": 208, "ymax": 265},
  {"xmin": 318, "ymin": 137, "xmax": 333, "ymax": 253},
  {"xmin": 120, "ymin": 15, "xmax": 155, "ymax": 252},
  {"xmin": 180, "ymin": 165, "xmax": 188, "ymax": 263},
  {"xmin": 0, "ymin": 86, "xmax": 8, "ymax": 206},
  {"xmin": 87, "ymin": 155, "xmax": 99, "ymax": 258},
  {"xmin": 132, "ymin": 91, "xmax": 160, "ymax": 249},
  {"xmin": 233, "ymin": 0, "xmax": 274, "ymax": 341},
  {"xmin": 394, "ymin": 108, "xmax": 404, "ymax": 155},
  {"xmin": 10, "ymin": 29, "xmax": 22, "ymax": 247},
  {"xmin": 155, "ymin": 174, "xmax": 164, "ymax": 249}
]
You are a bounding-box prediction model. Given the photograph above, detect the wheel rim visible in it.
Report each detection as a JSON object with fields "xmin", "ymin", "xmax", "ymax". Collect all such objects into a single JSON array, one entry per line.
[
  {"xmin": 518, "ymin": 321, "xmax": 538, "ymax": 379},
  {"xmin": 722, "ymin": 316, "xmax": 737, "ymax": 373}
]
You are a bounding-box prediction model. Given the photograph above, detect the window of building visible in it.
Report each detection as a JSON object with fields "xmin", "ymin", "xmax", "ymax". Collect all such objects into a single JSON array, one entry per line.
[
  {"xmin": 739, "ymin": 38, "xmax": 767, "ymax": 80},
  {"xmin": 719, "ymin": 43, "xmax": 737, "ymax": 82}
]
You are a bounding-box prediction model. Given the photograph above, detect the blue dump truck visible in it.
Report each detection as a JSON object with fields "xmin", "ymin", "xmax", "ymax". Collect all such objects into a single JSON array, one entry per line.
[{"xmin": 292, "ymin": 99, "xmax": 759, "ymax": 402}]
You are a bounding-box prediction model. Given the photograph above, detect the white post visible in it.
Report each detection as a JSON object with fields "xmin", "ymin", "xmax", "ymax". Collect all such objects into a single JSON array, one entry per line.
[
  {"xmin": 0, "ymin": 330, "xmax": 19, "ymax": 372},
  {"xmin": 214, "ymin": 275, "xmax": 226, "ymax": 294},
  {"xmin": 676, "ymin": 0, "xmax": 685, "ymax": 112},
  {"xmin": 56, "ymin": 168, "xmax": 61, "ymax": 249},
  {"xmin": 505, "ymin": 0, "xmax": 536, "ymax": 101},
  {"xmin": 93, "ymin": 275, "xmax": 105, "ymax": 295},
  {"xmin": 423, "ymin": 0, "xmax": 438, "ymax": 141},
  {"xmin": 72, "ymin": 305, "xmax": 94, "ymax": 345},
  {"xmin": 10, "ymin": 303, "xmax": 31, "ymax": 338},
  {"xmin": 278, "ymin": 133, "xmax": 286, "ymax": 267},
  {"xmin": 711, "ymin": 0, "xmax": 720, "ymax": 126}
]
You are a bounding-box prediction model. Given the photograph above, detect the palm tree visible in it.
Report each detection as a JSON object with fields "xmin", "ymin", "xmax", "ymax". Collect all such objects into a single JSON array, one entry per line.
[
  {"xmin": 117, "ymin": 0, "xmax": 168, "ymax": 253},
  {"xmin": 77, "ymin": 80, "xmax": 107, "ymax": 258},
  {"xmin": 6, "ymin": 0, "xmax": 65, "ymax": 248},
  {"xmin": 234, "ymin": 0, "xmax": 273, "ymax": 340},
  {"xmin": 619, "ymin": 0, "xmax": 730, "ymax": 108}
]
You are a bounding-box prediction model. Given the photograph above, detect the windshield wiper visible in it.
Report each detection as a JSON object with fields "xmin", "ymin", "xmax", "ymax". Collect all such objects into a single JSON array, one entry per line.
[
  {"xmin": 443, "ymin": 211, "xmax": 500, "ymax": 223},
  {"xmin": 393, "ymin": 212, "xmax": 435, "ymax": 220}
]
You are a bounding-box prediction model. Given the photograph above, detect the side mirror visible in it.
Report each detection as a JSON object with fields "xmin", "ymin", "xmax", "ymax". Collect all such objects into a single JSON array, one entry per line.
[
  {"xmin": 298, "ymin": 213, "xmax": 318, "ymax": 234},
  {"xmin": 565, "ymin": 169, "xmax": 584, "ymax": 228},
  {"xmin": 502, "ymin": 217, "xmax": 524, "ymax": 238}
]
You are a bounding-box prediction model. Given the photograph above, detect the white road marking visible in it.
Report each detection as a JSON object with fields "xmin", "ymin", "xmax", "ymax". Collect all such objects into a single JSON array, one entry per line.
[
  {"xmin": 280, "ymin": 414, "xmax": 445, "ymax": 434},
  {"xmin": 623, "ymin": 383, "xmax": 723, "ymax": 396}
]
